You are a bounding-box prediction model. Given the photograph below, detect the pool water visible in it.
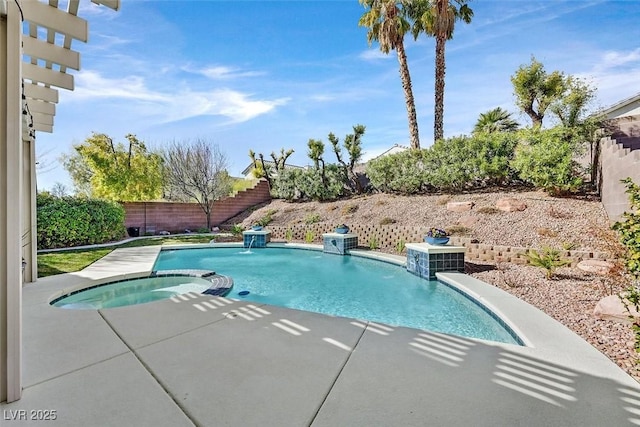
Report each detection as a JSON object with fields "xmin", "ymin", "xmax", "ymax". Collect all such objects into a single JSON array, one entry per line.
[
  {"xmin": 52, "ymin": 276, "xmax": 213, "ymax": 309},
  {"xmin": 155, "ymin": 247, "xmax": 519, "ymax": 344}
]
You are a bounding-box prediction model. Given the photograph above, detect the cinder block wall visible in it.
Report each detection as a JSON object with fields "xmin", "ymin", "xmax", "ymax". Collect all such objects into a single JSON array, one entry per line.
[
  {"xmin": 122, "ymin": 179, "xmax": 271, "ymax": 234},
  {"xmin": 266, "ymin": 224, "xmax": 613, "ymax": 266}
]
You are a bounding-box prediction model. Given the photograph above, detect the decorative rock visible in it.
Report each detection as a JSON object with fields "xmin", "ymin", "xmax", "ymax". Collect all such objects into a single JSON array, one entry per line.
[
  {"xmin": 594, "ymin": 294, "xmax": 640, "ymax": 324},
  {"xmin": 496, "ymin": 198, "xmax": 527, "ymax": 212},
  {"xmin": 577, "ymin": 259, "xmax": 615, "ymax": 275},
  {"xmin": 446, "ymin": 201, "xmax": 474, "ymax": 212}
]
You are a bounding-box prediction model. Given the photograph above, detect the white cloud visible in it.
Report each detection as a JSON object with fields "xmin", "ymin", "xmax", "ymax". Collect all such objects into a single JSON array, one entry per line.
[
  {"xmin": 598, "ymin": 48, "xmax": 640, "ymax": 71},
  {"xmin": 359, "ymin": 49, "xmax": 391, "ymax": 61},
  {"xmin": 183, "ymin": 64, "xmax": 266, "ymax": 80},
  {"xmin": 68, "ymin": 70, "xmax": 289, "ymax": 124}
]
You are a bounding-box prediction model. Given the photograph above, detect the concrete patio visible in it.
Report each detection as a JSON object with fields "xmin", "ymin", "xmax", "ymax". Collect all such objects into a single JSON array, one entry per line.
[{"xmin": 3, "ymin": 245, "xmax": 640, "ymax": 426}]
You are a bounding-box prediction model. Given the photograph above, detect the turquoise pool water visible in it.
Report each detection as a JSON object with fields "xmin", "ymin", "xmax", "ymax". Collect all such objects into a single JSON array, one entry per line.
[
  {"xmin": 155, "ymin": 247, "xmax": 519, "ymax": 344},
  {"xmin": 52, "ymin": 276, "xmax": 213, "ymax": 309}
]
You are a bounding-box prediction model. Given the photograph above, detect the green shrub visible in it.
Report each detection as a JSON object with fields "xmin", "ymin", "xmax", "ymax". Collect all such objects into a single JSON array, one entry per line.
[
  {"xmin": 304, "ymin": 230, "xmax": 315, "ymax": 243},
  {"xmin": 511, "ymin": 128, "xmax": 583, "ymax": 194},
  {"xmin": 285, "ymin": 229, "xmax": 293, "ymax": 242},
  {"xmin": 37, "ymin": 193, "xmax": 125, "ymax": 249},
  {"xmin": 613, "ymin": 178, "xmax": 640, "ymax": 280},
  {"xmin": 368, "ymin": 236, "xmax": 379, "ymax": 250},
  {"xmin": 379, "ymin": 217, "xmax": 396, "ymax": 225},
  {"xmin": 366, "ymin": 150, "xmax": 429, "ymax": 194},
  {"xmin": 256, "ymin": 209, "xmax": 277, "ymax": 227},
  {"xmin": 271, "ymin": 166, "xmax": 345, "ymax": 201},
  {"xmin": 230, "ymin": 224, "xmax": 244, "ymax": 236},
  {"xmin": 395, "ymin": 239, "xmax": 405, "ymax": 253},
  {"xmin": 524, "ymin": 247, "xmax": 571, "ymax": 279},
  {"xmin": 304, "ymin": 213, "xmax": 321, "ymax": 224}
]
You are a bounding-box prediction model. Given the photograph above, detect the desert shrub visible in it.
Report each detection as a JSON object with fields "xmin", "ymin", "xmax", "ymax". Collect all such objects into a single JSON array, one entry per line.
[
  {"xmin": 478, "ymin": 206, "xmax": 501, "ymax": 214},
  {"xmin": 272, "ymin": 166, "xmax": 344, "ymax": 201},
  {"xmin": 524, "ymin": 247, "xmax": 571, "ymax": 279},
  {"xmin": 342, "ymin": 204, "xmax": 359, "ymax": 214},
  {"xmin": 37, "ymin": 193, "xmax": 125, "ymax": 249},
  {"xmin": 379, "ymin": 217, "xmax": 396, "ymax": 225},
  {"xmin": 537, "ymin": 227, "xmax": 558, "ymax": 237},
  {"xmin": 366, "ymin": 150, "xmax": 430, "ymax": 194},
  {"xmin": 230, "ymin": 224, "xmax": 244, "ymax": 236},
  {"xmin": 368, "ymin": 235, "xmax": 380, "ymax": 250},
  {"xmin": 270, "ymin": 168, "xmax": 302, "ymax": 200},
  {"xmin": 395, "ymin": 239, "xmax": 406, "ymax": 253},
  {"xmin": 304, "ymin": 213, "xmax": 321, "ymax": 224},
  {"xmin": 304, "ymin": 230, "xmax": 315, "ymax": 243},
  {"xmin": 285, "ymin": 229, "xmax": 293, "ymax": 242},
  {"xmin": 547, "ymin": 205, "xmax": 573, "ymax": 219},
  {"xmin": 511, "ymin": 128, "xmax": 584, "ymax": 194},
  {"xmin": 255, "ymin": 209, "xmax": 277, "ymax": 227},
  {"xmin": 425, "ymin": 133, "xmax": 518, "ymax": 191},
  {"xmin": 447, "ymin": 225, "xmax": 471, "ymax": 235}
]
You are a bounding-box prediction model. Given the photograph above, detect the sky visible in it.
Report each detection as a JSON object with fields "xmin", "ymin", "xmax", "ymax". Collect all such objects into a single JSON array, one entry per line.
[{"xmin": 36, "ymin": 0, "xmax": 640, "ymax": 192}]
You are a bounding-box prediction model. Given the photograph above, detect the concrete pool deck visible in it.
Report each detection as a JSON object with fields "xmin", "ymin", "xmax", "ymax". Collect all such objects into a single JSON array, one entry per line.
[{"xmin": 3, "ymin": 244, "xmax": 640, "ymax": 426}]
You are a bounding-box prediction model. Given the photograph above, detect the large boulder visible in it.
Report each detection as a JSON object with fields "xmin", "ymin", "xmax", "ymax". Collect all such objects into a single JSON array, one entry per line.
[
  {"xmin": 496, "ymin": 198, "xmax": 527, "ymax": 212},
  {"xmin": 447, "ymin": 201, "xmax": 474, "ymax": 212},
  {"xmin": 594, "ymin": 294, "xmax": 640, "ymax": 324}
]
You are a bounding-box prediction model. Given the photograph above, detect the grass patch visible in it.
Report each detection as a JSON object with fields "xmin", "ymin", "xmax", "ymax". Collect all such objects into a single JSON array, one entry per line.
[
  {"xmin": 304, "ymin": 213, "xmax": 322, "ymax": 224},
  {"xmin": 38, "ymin": 249, "xmax": 113, "ymax": 277},
  {"xmin": 37, "ymin": 235, "xmax": 218, "ymax": 278}
]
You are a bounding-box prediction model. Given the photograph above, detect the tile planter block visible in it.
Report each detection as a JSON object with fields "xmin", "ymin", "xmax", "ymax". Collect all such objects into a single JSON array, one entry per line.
[
  {"xmin": 405, "ymin": 242, "xmax": 466, "ymax": 279},
  {"xmin": 322, "ymin": 233, "xmax": 358, "ymax": 255},
  {"xmin": 242, "ymin": 230, "xmax": 271, "ymax": 248}
]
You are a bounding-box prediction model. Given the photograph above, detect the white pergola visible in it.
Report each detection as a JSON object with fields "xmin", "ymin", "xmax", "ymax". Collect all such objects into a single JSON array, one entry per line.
[{"xmin": 1, "ymin": 0, "xmax": 119, "ymax": 403}]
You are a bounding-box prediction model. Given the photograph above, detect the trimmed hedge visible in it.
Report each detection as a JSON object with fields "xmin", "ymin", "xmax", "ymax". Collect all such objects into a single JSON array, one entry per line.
[{"xmin": 37, "ymin": 194, "xmax": 125, "ymax": 249}]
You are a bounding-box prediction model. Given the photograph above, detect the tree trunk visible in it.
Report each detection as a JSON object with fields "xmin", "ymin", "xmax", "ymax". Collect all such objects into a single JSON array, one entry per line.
[
  {"xmin": 434, "ymin": 34, "xmax": 446, "ymax": 142},
  {"xmin": 396, "ymin": 42, "xmax": 420, "ymax": 150}
]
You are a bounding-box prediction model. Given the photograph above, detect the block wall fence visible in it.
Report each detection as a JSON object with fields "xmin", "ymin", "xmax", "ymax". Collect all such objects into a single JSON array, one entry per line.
[
  {"xmin": 265, "ymin": 224, "xmax": 613, "ymax": 267},
  {"xmin": 122, "ymin": 179, "xmax": 271, "ymax": 234}
]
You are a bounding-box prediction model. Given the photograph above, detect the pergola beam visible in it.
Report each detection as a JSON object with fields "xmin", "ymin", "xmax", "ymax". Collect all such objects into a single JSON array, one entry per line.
[
  {"xmin": 22, "ymin": 36, "xmax": 80, "ymax": 70},
  {"xmin": 23, "ymin": 84, "xmax": 59, "ymax": 104},
  {"xmin": 25, "ymin": 99, "xmax": 56, "ymax": 116},
  {"xmin": 23, "ymin": 62, "xmax": 74, "ymax": 91},
  {"xmin": 21, "ymin": 1, "xmax": 88, "ymax": 42}
]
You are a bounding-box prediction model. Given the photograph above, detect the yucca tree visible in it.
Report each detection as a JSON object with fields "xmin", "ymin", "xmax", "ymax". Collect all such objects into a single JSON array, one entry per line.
[
  {"xmin": 409, "ymin": 0, "xmax": 473, "ymax": 142},
  {"xmin": 359, "ymin": 0, "xmax": 420, "ymax": 149},
  {"xmin": 473, "ymin": 107, "xmax": 519, "ymax": 134}
]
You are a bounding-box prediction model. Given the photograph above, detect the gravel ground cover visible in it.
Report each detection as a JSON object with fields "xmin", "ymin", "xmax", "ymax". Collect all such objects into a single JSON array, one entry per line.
[{"xmin": 228, "ymin": 190, "xmax": 639, "ymax": 381}]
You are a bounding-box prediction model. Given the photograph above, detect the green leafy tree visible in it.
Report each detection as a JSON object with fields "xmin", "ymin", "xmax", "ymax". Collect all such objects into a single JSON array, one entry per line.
[
  {"xmin": 613, "ymin": 178, "xmax": 640, "ymax": 280},
  {"xmin": 163, "ymin": 139, "xmax": 233, "ymax": 229},
  {"xmin": 360, "ymin": 0, "xmax": 420, "ymax": 149},
  {"xmin": 511, "ymin": 57, "xmax": 566, "ymax": 128},
  {"xmin": 61, "ymin": 133, "xmax": 163, "ymax": 201},
  {"xmin": 473, "ymin": 107, "xmax": 519, "ymax": 134},
  {"xmin": 409, "ymin": 0, "xmax": 473, "ymax": 141}
]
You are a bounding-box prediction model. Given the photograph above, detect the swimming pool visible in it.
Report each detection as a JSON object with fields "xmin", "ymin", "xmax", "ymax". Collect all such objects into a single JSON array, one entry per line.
[{"xmin": 155, "ymin": 247, "xmax": 520, "ymax": 344}]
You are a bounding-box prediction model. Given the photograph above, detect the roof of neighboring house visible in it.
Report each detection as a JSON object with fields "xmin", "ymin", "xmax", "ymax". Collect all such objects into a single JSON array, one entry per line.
[
  {"xmin": 601, "ymin": 92, "xmax": 640, "ymax": 119},
  {"xmin": 241, "ymin": 160, "xmax": 306, "ymax": 176},
  {"xmin": 368, "ymin": 143, "xmax": 410, "ymax": 162}
]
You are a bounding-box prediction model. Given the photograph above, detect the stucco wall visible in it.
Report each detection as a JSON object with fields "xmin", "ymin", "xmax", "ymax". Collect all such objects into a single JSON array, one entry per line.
[
  {"xmin": 596, "ymin": 115, "xmax": 640, "ymax": 222},
  {"xmin": 122, "ymin": 179, "xmax": 271, "ymax": 234}
]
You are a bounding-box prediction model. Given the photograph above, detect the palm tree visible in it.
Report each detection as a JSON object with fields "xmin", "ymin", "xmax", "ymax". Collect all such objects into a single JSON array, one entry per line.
[
  {"xmin": 473, "ymin": 107, "xmax": 519, "ymax": 134},
  {"xmin": 359, "ymin": 0, "xmax": 420, "ymax": 150},
  {"xmin": 409, "ymin": 0, "xmax": 473, "ymax": 142}
]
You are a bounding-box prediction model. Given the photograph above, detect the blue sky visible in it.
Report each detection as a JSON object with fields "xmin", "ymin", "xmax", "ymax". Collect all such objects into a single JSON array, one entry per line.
[{"xmin": 37, "ymin": 0, "xmax": 640, "ymax": 192}]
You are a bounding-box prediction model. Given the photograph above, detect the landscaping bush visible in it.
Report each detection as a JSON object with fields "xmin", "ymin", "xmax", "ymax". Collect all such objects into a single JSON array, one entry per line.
[
  {"xmin": 511, "ymin": 128, "xmax": 584, "ymax": 194},
  {"xmin": 425, "ymin": 133, "xmax": 518, "ymax": 191},
  {"xmin": 271, "ymin": 165, "xmax": 344, "ymax": 201},
  {"xmin": 37, "ymin": 193, "xmax": 125, "ymax": 249},
  {"xmin": 365, "ymin": 150, "xmax": 429, "ymax": 194}
]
